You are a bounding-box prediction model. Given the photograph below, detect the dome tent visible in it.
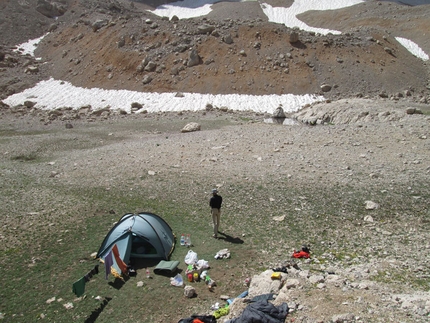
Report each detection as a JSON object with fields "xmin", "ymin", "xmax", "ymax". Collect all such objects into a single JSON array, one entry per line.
[{"xmin": 96, "ymin": 212, "xmax": 175, "ymax": 268}]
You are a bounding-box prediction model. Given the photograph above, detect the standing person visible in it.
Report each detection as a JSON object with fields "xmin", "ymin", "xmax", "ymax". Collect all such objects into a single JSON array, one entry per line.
[{"xmin": 209, "ymin": 188, "xmax": 222, "ymax": 238}]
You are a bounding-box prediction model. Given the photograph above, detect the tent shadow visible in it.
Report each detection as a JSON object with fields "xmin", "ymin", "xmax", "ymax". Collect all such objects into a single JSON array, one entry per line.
[
  {"xmin": 128, "ymin": 258, "xmax": 162, "ymax": 270},
  {"xmin": 108, "ymin": 276, "xmax": 129, "ymax": 290},
  {"xmin": 217, "ymin": 231, "xmax": 244, "ymax": 244},
  {"xmin": 84, "ymin": 296, "xmax": 112, "ymax": 323},
  {"xmin": 154, "ymin": 267, "xmax": 183, "ymax": 278},
  {"xmin": 128, "ymin": 258, "xmax": 183, "ymax": 277}
]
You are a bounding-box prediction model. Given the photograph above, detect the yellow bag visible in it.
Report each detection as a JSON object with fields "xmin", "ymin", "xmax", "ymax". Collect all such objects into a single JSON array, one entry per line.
[{"xmin": 271, "ymin": 272, "xmax": 281, "ymax": 280}]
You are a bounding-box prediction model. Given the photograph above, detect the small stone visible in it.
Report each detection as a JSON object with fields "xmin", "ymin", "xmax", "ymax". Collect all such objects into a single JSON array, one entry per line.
[
  {"xmin": 46, "ymin": 297, "xmax": 56, "ymax": 304},
  {"xmin": 320, "ymin": 84, "xmax": 332, "ymax": 92},
  {"xmin": 365, "ymin": 201, "xmax": 379, "ymax": 210},
  {"xmin": 63, "ymin": 302, "xmax": 74, "ymax": 309},
  {"xmin": 364, "ymin": 215, "xmax": 374, "ymax": 222}
]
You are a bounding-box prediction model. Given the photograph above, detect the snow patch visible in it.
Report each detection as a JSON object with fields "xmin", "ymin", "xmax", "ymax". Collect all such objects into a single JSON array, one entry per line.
[
  {"xmin": 3, "ymin": 78, "xmax": 325, "ymax": 114},
  {"xmin": 395, "ymin": 37, "xmax": 429, "ymax": 61},
  {"xmin": 13, "ymin": 33, "xmax": 49, "ymax": 57},
  {"xmin": 260, "ymin": 0, "xmax": 365, "ymax": 35}
]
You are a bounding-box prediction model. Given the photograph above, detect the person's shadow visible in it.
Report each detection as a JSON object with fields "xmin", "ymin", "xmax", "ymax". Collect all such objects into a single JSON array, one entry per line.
[{"xmin": 217, "ymin": 231, "xmax": 244, "ymax": 244}]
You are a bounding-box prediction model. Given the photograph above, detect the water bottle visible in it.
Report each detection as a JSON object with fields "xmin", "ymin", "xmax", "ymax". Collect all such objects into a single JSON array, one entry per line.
[
  {"xmin": 180, "ymin": 234, "xmax": 185, "ymax": 246},
  {"xmin": 146, "ymin": 268, "xmax": 151, "ymax": 279},
  {"xmin": 206, "ymin": 276, "xmax": 214, "ymax": 289},
  {"xmin": 186, "ymin": 234, "xmax": 191, "ymax": 247}
]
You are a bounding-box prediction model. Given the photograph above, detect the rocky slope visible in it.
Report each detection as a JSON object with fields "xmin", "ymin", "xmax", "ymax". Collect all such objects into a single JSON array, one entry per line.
[{"xmin": 1, "ymin": 0, "xmax": 430, "ymax": 103}]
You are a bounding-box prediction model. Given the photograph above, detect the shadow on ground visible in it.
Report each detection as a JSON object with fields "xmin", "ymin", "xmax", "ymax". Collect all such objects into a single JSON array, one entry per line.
[{"xmin": 217, "ymin": 231, "xmax": 244, "ymax": 244}]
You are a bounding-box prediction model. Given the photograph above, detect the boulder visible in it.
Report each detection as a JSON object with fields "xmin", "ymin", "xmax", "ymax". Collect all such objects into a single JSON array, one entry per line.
[
  {"xmin": 181, "ymin": 122, "xmax": 201, "ymax": 133},
  {"xmin": 92, "ymin": 20, "xmax": 108, "ymax": 32},
  {"xmin": 187, "ymin": 49, "xmax": 201, "ymax": 67},
  {"xmin": 142, "ymin": 75, "xmax": 153, "ymax": 84},
  {"xmin": 36, "ymin": 0, "xmax": 67, "ymax": 18},
  {"xmin": 197, "ymin": 24, "xmax": 215, "ymax": 34},
  {"xmin": 223, "ymin": 34, "xmax": 233, "ymax": 44},
  {"xmin": 289, "ymin": 31, "xmax": 299, "ymax": 43},
  {"xmin": 272, "ymin": 104, "xmax": 286, "ymax": 118}
]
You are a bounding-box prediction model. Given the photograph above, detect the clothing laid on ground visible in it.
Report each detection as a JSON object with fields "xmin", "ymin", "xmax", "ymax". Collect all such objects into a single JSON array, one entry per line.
[
  {"xmin": 251, "ymin": 293, "xmax": 275, "ymax": 302},
  {"xmin": 292, "ymin": 250, "xmax": 310, "ymax": 258},
  {"xmin": 271, "ymin": 266, "xmax": 288, "ymax": 273},
  {"xmin": 225, "ymin": 300, "xmax": 288, "ymax": 323},
  {"xmin": 177, "ymin": 314, "xmax": 216, "ymax": 323},
  {"xmin": 213, "ymin": 306, "xmax": 229, "ymax": 319}
]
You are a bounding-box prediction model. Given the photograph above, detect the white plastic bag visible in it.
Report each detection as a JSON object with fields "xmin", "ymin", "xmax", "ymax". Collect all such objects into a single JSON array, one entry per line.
[
  {"xmin": 184, "ymin": 249, "xmax": 198, "ymax": 265},
  {"xmin": 214, "ymin": 248, "xmax": 230, "ymax": 259},
  {"xmin": 170, "ymin": 273, "xmax": 183, "ymax": 287},
  {"xmin": 197, "ymin": 259, "xmax": 209, "ymax": 269}
]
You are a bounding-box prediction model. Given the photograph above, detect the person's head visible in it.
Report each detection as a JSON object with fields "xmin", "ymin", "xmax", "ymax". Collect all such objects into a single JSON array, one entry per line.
[{"xmin": 212, "ymin": 188, "xmax": 218, "ymax": 195}]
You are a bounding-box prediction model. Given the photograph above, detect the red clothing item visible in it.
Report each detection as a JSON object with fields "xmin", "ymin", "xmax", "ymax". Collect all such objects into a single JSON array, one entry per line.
[
  {"xmin": 112, "ymin": 244, "xmax": 128, "ymax": 274},
  {"xmin": 292, "ymin": 250, "xmax": 310, "ymax": 258}
]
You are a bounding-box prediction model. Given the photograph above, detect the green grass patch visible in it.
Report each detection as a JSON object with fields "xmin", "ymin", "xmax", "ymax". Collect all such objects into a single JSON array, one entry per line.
[{"xmin": 372, "ymin": 270, "xmax": 430, "ymax": 291}]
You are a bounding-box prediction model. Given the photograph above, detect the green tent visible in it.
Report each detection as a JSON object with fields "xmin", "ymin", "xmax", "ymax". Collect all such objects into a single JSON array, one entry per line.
[{"xmin": 96, "ymin": 212, "xmax": 175, "ymax": 269}]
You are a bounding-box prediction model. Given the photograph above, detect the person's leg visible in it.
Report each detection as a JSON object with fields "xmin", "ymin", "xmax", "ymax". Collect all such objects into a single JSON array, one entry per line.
[{"xmin": 212, "ymin": 208, "xmax": 219, "ymax": 237}]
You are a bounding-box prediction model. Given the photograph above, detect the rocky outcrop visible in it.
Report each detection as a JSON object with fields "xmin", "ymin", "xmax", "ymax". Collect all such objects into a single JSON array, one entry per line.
[
  {"xmin": 224, "ymin": 260, "xmax": 430, "ymax": 323},
  {"xmin": 293, "ymin": 98, "xmax": 429, "ymax": 125},
  {"xmin": 36, "ymin": 0, "xmax": 67, "ymax": 18}
]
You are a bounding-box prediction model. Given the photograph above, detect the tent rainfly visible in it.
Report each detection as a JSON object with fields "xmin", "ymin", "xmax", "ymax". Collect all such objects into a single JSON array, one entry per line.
[{"xmin": 96, "ymin": 213, "xmax": 175, "ymax": 268}]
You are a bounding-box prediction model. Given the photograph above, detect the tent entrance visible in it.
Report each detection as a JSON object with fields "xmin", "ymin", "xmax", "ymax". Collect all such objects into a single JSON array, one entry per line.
[{"xmin": 130, "ymin": 234, "xmax": 159, "ymax": 258}]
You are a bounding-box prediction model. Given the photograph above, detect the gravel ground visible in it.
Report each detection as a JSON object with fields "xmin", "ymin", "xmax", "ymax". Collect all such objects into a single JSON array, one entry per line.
[{"xmin": 1, "ymin": 97, "xmax": 429, "ymax": 322}]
